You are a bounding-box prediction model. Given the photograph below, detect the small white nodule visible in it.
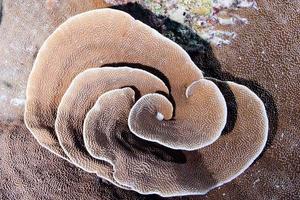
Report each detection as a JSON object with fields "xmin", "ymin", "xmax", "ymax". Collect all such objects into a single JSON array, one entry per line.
[{"xmin": 156, "ymin": 112, "xmax": 164, "ymax": 121}]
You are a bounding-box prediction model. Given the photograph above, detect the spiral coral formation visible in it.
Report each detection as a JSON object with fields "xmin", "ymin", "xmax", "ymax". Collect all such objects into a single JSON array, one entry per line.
[{"xmin": 24, "ymin": 9, "xmax": 268, "ymax": 197}]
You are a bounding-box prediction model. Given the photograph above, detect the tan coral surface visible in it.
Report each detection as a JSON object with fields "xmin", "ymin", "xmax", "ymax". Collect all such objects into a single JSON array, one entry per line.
[{"xmin": 23, "ymin": 8, "xmax": 267, "ymax": 197}]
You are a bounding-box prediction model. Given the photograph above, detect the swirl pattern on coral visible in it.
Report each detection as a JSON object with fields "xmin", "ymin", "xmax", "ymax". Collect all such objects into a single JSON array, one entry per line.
[{"xmin": 24, "ymin": 9, "xmax": 268, "ymax": 197}]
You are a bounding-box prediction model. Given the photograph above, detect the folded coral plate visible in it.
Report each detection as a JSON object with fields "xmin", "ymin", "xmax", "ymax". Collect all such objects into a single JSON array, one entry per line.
[{"xmin": 24, "ymin": 8, "xmax": 268, "ymax": 197}]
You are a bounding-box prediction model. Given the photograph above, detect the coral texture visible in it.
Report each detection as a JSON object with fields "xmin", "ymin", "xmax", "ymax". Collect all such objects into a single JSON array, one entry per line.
[{"xmin": 24, "ymin": 8, "xmax": 268, "ymax": 197}]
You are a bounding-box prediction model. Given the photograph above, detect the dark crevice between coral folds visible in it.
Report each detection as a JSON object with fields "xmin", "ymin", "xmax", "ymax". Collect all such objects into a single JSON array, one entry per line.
[
  {"xmin": 101, "ymin": 62, "xmax": 177, "ymax": 118},
  {"xmin": 116, "ymin": 128, "xmax": 187, "ymax": 164},
  {"xmin": 207, "ymin": 78, "xmax": 237, "ymax": 135},
  {"xmin": 120, "ymin": 85, "xmax": 142, "ymax": 101}
]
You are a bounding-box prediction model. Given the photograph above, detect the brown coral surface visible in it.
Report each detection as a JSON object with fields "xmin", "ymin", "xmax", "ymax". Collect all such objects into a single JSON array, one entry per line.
[{"xmin": 0, "ymin": 0, "xmax": 299, "ymax": 200}]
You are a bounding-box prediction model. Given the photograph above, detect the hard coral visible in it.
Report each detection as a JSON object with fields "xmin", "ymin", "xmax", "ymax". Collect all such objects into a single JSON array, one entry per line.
[{"xmin": 24, "ymin": 8, "xmax": 268, "ymax": 197}]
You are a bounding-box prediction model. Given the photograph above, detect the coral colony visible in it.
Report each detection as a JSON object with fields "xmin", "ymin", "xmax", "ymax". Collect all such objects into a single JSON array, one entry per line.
[{"xmin": 25, "ymin": 9, "xmax": 267, "ymax": 197}]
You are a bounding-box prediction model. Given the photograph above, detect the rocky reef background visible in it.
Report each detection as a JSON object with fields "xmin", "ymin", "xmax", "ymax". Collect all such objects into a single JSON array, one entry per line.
[{"xmin": 0, "ymin": 0, "xmax": 299, "ymax": 199}]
